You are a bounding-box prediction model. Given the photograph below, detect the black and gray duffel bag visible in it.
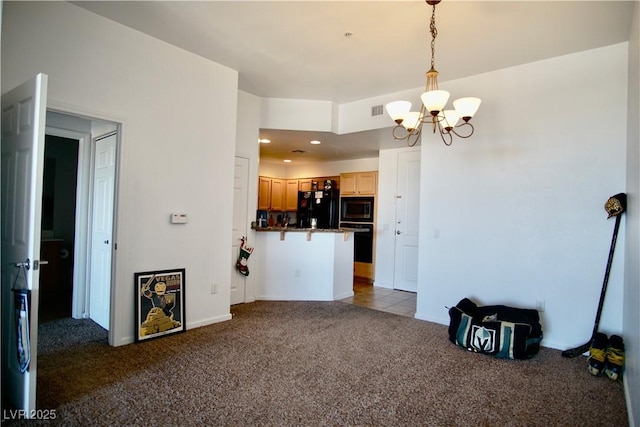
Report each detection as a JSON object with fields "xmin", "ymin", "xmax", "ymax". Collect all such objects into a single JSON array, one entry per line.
[{"xmin": 448, "ymin": 298, "xmax": 543, "ymax": 359}]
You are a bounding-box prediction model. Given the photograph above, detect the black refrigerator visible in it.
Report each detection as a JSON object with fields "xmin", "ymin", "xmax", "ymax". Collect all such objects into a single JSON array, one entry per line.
[{"xmin": 297, "ymin": 189, "xmax": 339, "ymax": 229}]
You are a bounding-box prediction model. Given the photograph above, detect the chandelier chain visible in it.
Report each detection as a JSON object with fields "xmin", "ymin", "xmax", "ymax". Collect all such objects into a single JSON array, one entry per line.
[{"xmin": 430, "ymin": 3, "xmax": 437, "ymax": 70}]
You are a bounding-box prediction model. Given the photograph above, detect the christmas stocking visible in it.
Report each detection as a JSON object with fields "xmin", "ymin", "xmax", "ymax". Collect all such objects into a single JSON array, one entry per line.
[{"xmin": 236, "ymin": 237, "xmax": 254, "ymax": 277}]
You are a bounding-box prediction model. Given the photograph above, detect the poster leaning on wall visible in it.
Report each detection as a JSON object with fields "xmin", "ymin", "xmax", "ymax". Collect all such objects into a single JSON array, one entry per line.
[{"xmin": 135, "ymin": 268, "xmax": 185, "ymax": 342}]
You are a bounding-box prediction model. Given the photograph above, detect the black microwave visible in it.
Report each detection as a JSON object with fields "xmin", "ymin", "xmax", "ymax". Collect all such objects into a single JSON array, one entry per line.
[{"xmin": 340, "ymin": 197, "xmax": 374, "ymax": 222}]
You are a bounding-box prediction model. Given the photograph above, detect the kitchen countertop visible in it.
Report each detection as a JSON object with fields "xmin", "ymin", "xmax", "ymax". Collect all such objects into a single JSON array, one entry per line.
[{"xmin": 252, "ymin": 226, "xmax": 364, "ymax": 233}]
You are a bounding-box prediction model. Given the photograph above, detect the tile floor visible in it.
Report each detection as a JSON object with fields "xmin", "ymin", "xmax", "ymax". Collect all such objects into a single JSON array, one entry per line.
[{"xmin": 340, "ymin": 280, "xmax": 416, "ymax": 318}]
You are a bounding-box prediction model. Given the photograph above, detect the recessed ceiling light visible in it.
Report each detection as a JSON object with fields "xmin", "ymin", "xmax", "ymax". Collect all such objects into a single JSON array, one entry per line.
[
  {"xmin": 283, "ymin": 159, "xmax": 292, "ymax": 163},
  {"xmin": 258, "ymin": 138, "xmax": 271, "ymax": 144},
  {"xmin": 310, "ymin": 140, "xmax": 321, "ymax": 145}
]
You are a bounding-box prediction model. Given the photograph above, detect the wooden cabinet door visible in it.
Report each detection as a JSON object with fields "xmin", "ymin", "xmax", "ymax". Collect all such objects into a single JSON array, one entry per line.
[
  {"xmin": 357, "ymin": 172, "xmax": 378, "ymax": 195},
  {"xmin": 285, "ymin": 179, "xmax": 299, "ymax": 211},
  {"xmin": 298, "ymin": 179, "xmax": 312, "ymax": 192},
  {"xmin": 340, "ymin": 173, "xmax": 357, "ymax": 195},
  {"xmin": 270, "ymin": 178, "xmax": 284, "ymax": 211},
  {"xmin": 258, "ymin": 177, "xmax": 271, "ymax": 210}
]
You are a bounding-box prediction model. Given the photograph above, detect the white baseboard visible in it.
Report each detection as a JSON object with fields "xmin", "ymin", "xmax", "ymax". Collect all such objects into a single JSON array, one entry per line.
[{"xmin": 188, "ymin": 313, "xmax": 233, "ymax": 329}]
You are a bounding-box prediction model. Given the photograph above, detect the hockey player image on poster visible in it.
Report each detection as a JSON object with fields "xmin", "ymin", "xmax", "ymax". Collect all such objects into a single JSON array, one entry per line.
[{"xmin": 135, "ymin": 269, "xmax": 185, "ymax": 342}]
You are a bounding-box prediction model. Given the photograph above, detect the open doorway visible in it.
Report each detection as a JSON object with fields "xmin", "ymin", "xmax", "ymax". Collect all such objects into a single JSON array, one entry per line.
[
  {"xmin": 40, "ymin": 111, "xmax": 119, "ymax": 331},
  {"xmin": 39, "ymin": 135, "xmax": 79, "ymax": 322}
]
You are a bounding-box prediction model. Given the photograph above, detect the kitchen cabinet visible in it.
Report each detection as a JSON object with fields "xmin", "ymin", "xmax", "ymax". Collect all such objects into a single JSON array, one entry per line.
[
  {"xmin": 299, "ymin": 179, "xmax": 313, "ymax": 192},
  {"xmin": 260, "ymin": 176, "xmax": 340, "ymax": 210},
  {"xmin": 299, "ymin": 177, "xmax": 340, "ymax": 192},
  {"xmin": 258, "ymin": 177, "xmax": 272, "ymax": 210},
  {"xmin": 270, "ymin": 178, "xmax": 284, "ymax": 211},
  {"xmin": 285, "ymin": 179, "xmax": 299, "ymax": 211},
  {"xmin": 258, "ymin": 177, "xmax": 298, "ymax": 211},
  {"xmin": 340, "ymin": 171, "xmax": 377, "ymax": 196}
]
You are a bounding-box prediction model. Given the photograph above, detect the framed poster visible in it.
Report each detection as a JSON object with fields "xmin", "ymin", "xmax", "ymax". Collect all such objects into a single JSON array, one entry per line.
[{"xmin": 135, "ymin": 268, "xmax": 185, "ymax": 342}]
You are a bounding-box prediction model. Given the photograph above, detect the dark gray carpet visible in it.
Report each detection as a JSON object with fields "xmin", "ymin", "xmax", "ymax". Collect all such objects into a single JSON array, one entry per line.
[{"xmin": 19, "ymin": 301, "xmax": 630, "ymax": 425}]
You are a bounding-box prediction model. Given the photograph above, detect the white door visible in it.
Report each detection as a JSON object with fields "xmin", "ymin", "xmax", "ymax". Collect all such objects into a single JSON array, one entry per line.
[
  {"xmin": 1, "ymin": 73, "xmax": 48, "ymax": 413},
  {"xmin": 230, "ymin": 157, "xmax": 249, "ymax": 305},
  {"xmin": 393, "ymin": 150, "xmax": 421, "ymax": 292},
  {"xmin": 88, "ymin": 133, "xmax": 116, "ymax": 329}
]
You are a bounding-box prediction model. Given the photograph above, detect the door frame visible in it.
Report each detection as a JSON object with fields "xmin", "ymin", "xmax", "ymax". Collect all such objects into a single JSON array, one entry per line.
[{"xmin": 46, "ymin": 104, "xmax": 122, "ymax": 344}]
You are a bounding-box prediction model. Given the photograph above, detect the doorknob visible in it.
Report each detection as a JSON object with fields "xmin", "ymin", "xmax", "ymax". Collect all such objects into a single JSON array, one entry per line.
[
  {"xmin": 396, "ymin": 230, "xmax": 402, "ymax": 235},
  {"xmin": 104, "ymin": 240, "xmax": 109, "ymax": 244},
  {"xmin": 34, "ymin": 260, "xmax": 48, "ymax": 270}
]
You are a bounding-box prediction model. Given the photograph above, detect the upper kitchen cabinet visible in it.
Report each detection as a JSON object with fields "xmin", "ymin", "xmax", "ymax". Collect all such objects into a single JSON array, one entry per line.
[
  {"xmin": 285, "ymin": 179, "xmax": 299, "ymax": 211},
  {"xmin": 299, "ymin": 176, "xmax": 340, "ymax": 192},
  {"xmin": 340, "ymin": 172, "xmax": 378, "ymax": 196},
  {"xmin": 258, "ymin": 176, "xmax": 272, "ymax": 210},
  {"xmin": 299, "ymin": 179, "xmax": 313, "ymax": 192},
  {"xmin": 270, "ymin": 178, "xmax": 285, "ymax": 211},
  {"xmin": 259, "ymin": 175, "xmax": 341, "ymax": 211},
  {"xmin": 258, "ymin": 176, "xmax": 299, "ymax": 211}
]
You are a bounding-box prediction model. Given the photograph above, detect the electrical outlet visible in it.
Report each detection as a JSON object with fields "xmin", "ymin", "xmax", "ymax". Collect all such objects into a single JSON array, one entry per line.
[
  {"xmin": 536, "ymin": 299, "xmax": 545, "ymax": 312},
  {"xmin": 211, "ymin": 282, "xmax": 218, "ymax": 294}
]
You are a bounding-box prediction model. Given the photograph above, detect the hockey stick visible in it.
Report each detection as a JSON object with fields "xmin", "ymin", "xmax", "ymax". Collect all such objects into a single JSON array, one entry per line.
[{"xmin": 561, "ymin": 212, "xmax": 622, "ymax": 358}]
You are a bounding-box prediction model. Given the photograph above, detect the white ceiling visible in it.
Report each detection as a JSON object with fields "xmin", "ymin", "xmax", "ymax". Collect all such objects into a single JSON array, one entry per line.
[{"xmin": 72, "ymin": 0, "xmax": 635, "ymax": 163}]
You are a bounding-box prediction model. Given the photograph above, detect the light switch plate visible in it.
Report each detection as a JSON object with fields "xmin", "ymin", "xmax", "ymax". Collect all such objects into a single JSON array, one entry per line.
[{"xmin": 171, "ymin": 213, "xmax": 188, "ymax": 224}]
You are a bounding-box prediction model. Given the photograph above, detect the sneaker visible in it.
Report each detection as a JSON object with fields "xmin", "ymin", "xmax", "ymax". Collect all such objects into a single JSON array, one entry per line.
[
  {"xmin": 588, "ymin": 332, "xmax": 608, "ymax": 376},
  {"xmin": 605, "ymin": 335, "xmax": 625, "ymax": 381}
]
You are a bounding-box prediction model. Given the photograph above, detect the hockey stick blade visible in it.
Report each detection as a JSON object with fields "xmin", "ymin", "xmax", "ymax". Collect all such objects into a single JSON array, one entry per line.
[{"xmin": 561, "ymin": 341, "xmax": 591, "ymax": 358}]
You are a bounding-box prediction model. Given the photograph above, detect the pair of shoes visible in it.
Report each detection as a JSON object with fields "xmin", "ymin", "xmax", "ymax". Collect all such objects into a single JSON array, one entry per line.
[{"xmin": 587, "ymin": 332, "xmax": 625, "ymax": 380}]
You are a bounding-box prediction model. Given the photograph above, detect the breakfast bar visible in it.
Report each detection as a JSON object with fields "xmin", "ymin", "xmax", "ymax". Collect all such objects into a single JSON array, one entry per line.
[{"xmin": 253, "ymin": 228, "xmax": 357, "ymax": 301}]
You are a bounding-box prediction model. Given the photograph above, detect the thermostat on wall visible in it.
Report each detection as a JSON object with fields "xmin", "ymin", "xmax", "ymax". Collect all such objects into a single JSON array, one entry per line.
[{"xmin": 170, "ymin": 213, "xmax": 188, "ymax": 224}]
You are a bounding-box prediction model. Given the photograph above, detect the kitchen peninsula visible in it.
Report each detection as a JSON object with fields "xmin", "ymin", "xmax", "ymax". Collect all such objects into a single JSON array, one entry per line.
[{"xmin": 252, "ymin": 227, "xmax": 357, "ymax": 301}]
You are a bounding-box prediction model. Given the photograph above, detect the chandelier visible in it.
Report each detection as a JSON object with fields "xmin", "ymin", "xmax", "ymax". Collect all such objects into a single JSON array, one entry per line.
[{"xmin": 386, "ymin": 0, "xmax": 481, "ymax": 147}]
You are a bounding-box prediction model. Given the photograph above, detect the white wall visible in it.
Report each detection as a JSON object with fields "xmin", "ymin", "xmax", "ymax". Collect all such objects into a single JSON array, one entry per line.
[
  {"xmin": 261, "ymin": 98, "xmax": 334, "ymax": 132},
  {"xmin": 623, "ymin": 2, "xmax": 640, "ymax": 424},
  {"xmin": 338, "ymin": 89, "xmax": 421, "ymax": 135},
  {"xmin": 416, "ymin": 43, "xmax": 628, "ymax": 351},
  {"xmin": 2, "ymin": 2, "xmax": 239, "ymax": 345},
  {"xmin": 259, "ymin": 157, "xmax": 379, "ymax": 178}
]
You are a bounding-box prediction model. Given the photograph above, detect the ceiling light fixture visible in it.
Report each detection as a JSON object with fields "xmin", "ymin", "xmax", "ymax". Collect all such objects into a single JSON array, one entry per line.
[{"xmin": 386, "ymin": 0, "xmax": 481, "ymax": 147}]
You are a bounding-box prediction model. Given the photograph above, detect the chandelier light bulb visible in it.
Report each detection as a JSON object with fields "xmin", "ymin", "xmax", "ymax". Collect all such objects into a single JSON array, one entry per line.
[
  {"xmin": 421, "ymin": 90, "xmax": 450, "ymax": 116},
  {"xmin": 385, "ymin": 101, "xmax": 412, "ymax": 124}
]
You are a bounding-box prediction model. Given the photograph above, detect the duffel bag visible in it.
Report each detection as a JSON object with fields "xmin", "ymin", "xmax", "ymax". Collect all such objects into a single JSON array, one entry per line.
[{"xmin": 448, "ymin": 297, "xmax": 543, "ymax": 359}]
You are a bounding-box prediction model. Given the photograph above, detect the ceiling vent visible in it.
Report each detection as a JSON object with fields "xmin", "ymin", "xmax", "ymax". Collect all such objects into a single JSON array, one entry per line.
[{"xmin": 371, "ymin": 104, "xmax": 384, "ymax": 117}]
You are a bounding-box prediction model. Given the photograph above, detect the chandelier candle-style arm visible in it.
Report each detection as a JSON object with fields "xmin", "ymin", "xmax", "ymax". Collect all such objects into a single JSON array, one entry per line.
[{"xmin": 385, "ymin": 0, "xmax": 481, "ymax": 146}]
